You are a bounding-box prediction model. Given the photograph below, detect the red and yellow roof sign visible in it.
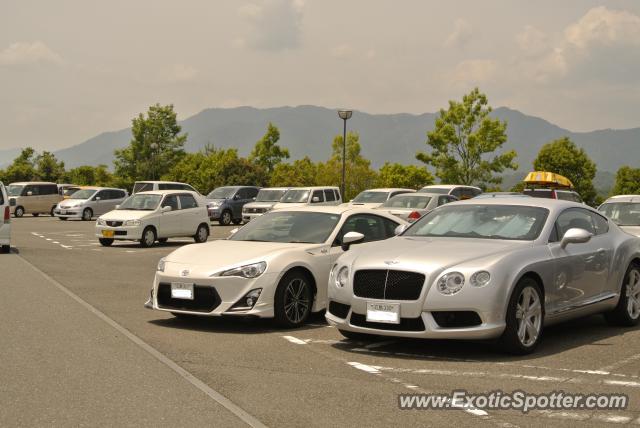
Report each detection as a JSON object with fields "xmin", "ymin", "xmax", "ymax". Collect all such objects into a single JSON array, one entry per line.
[{"xmin": 523, "ymin": 171, "xmax": 574, "ymax": 188}]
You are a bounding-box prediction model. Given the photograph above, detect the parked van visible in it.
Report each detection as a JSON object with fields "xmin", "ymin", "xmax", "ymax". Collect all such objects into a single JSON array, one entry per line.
[
  {"xmin": 0, "ymin": 181, "xmax": 11, "ymax": 253},
  {"xmin": 7, "ymin": 182, "xmax": 63, "ymax": 217},
  {"xmin": 132, "ymin": 181, "xmax": 199, "ymax": 195},
  {"xmin": 271, "ymin": 186, "xmax": 342, "ymax": 210},
  {"xmin": 54, "ymin": 187, "xmax": 128, "ymax": 221}
]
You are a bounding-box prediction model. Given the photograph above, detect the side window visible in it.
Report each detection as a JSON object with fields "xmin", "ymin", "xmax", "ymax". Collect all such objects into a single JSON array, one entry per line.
[
  {"xmin": 548, "ymin": 224, "xmax": 559, "ymax": 243},
  {"xmin": 437, "ymin": 196, "xmax": 450, "ymax": 206},
  {"xmin": 334, "ymin": 189, "xmax": 341, "ymax": 201},
  {"xmin": 247, "ymin": 188, "xmax": 259, "ymax": 199},
  {"xmin": 324, "ymin": 189, "xmax": 336, "ymax": 202},
  {"xmin": 555, "ymin": 208, "xmax": 595, "ymax": 238},
  {"xmin": 461, "ymin": 188, "xmax": 476, "ymax": 200},
  {"xmin": 49, "ymin": 185, "xmax": 59, "ymax": 195},
  {"xmin": 179, "ymin": 194, "xmax": 198, "ymax": 209},
  {"xmin": 337, "ymin": 214, "xmax": 398, "ymax": 245},
  {"xmin": 161, "ymin": 195, "xmax": 179, "ymax": 210},
  {"xmin": 450, "ymin": 188, "xmax": 462, "ymax": 199},
  {"xmin": 158, "ymin": 183, "xmax": 169, "ymax": 190},
  {"xmin": 237, "ymin": 188, "xmax": 249, "ymax": 200},
  {"xmin": 573, "ymin": 193, "xmax": 583, "ymax": 203},
  {"xmin": 589, "ymin": 212, "xmax": 609, "ymax": 235},
  {"xmin": 29, "ymin": 186, "xmax": 40, "ymax": 196},
  {"xmin": 116, "ymin": 190, "xmax": 127, "ymax": 199},
  {"xmin": 311, "ymin": 190, "xmax": 324, "ymax": 203},
  {"xmin": 94, "ymin": 190, "xmax": 107, "ymax": 200},
  {"xmin": 556, "ymin": 191, "xmax": 572, "ymax": 201}
]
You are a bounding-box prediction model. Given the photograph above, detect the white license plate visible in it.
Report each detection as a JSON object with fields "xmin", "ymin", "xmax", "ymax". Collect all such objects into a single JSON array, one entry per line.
[
  {"xmin": 366, "ymin": 302, "xmax": 400, "ymax": 324},
  {"xmin": 171, "ymin": 282, "xmax": 194, "ymax": 300}
]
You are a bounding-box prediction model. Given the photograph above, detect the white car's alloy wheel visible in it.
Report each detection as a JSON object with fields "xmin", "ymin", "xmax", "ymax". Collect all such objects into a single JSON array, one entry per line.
[{"xmin": 284, "ymin": 278, "xmax": 311, "ymax": 324}]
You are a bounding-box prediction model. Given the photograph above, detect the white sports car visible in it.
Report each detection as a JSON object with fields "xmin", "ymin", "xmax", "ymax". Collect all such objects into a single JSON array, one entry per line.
[{"xmin": 146, "ymin": 206, "xmax": 406, "ymax": 327}]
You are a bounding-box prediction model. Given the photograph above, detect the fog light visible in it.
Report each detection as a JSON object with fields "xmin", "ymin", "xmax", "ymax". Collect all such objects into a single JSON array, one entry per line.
[
  {"xmin": 228, "ymin": 288, "xmax": 263, "ymax": 312},
  {"xmin": 245, "ymin": 289, "xmax": 262, "ymax": 307}
]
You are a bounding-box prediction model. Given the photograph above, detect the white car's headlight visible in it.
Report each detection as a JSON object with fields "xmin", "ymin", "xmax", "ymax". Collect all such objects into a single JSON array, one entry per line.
[
  {"xmin": 124, "ymin": 219, "xmax": 141, "ymax": 226},
  {"xmin": 335, "ymin": 266, "xmax": 349, "ymax": 288},
  {"xmin": 97, "ymin": 218, "xmax": 106, "ymax": 226},
  {"xmin": 470, "ymin": 271, "xmax": 490, "ymax": 287},
  {"xmin": 218, "ymin": 261, "xmax": 267, "ymax": 278},
  {"xmin": 437, "ymin": 272, "xmax": 465, "ymax": 295},
  {"xmin": 157, "ymin": 258, "xmax": 166, "ymax": 272}
]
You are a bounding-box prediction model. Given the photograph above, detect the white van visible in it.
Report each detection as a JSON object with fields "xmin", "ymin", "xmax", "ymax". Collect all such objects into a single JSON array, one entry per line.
[
  {"xmin": 0, "ymin": 181, "xmax": 11, "ymax": 253},
  {"xmin": 132, "ymin": 181, "xmax": 199, "ymax": 195}
]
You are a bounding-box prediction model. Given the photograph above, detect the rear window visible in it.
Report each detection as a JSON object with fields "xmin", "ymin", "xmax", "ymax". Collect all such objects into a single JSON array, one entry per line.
[{"xmin": 523, "ymin": 189, "xmax": 555, "ymax": 199}]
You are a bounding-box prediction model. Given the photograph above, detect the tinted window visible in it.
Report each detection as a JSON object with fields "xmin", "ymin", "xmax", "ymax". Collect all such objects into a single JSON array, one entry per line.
[
  {"xmin": 207, "ymin": 187, "xmax": 236, "ymax": 199},
  {"xmin": 94, "ymin": 190, "xmax": 107, "ymax": 200},
  {"xmin": 556, "ymin": 208, "xmax": 595, "ymax": 237},
  {"xmin": 523, "ymin": 189, "xmax": 554, "ymax": 199},
  {"xmin": 179, "ymin": 194, "xmax": 198, "ymax": 209},
  {"xmin": 556, "ymin": 191, "xmax": 574, "ymax": 201},
  {"xmin": 26, "ymin": 185, "xmax": 39, "ymax": 196},
  {"xmin": 324, "ymin": 189, "xmax": 336, "ymax": 202},
  {"xmin": 161, "ymin": 195, "xmax": 179, "ymax": 210},
  {"xmin": 450, "ymin": 188, "xmax": 462, "ymax": 198},
  {"xmin": 438, "ymin": 196, "xmax": 451, "ymax": 206},
  {"xmin": 460, "ymin": 188, "xmax": 477, "ymax": 200},
  {"xmin": 334, "ymin": 189, "xmax": 341, "ymax": 201},
  {"xmin": 311, "ymin": 190, "xmax": 324, "ymax": 203},
  {"xmin": 337, "ymin": 214, "xmax": 398, "ymax": 244},
  {"xmin": 589, "ymin": 211, "xmax": 609, "ymax": 235},
  {"xmin": 247, "ymin": 188, "xmax": 259, "ymax": 199}
]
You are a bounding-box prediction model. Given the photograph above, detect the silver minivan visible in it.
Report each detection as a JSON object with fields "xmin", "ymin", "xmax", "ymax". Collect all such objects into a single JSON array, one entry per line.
[
  {"xmin": 0, "ymin": 181, "xmax": 11, "ymax": 253},
  {"xmin": 54, "ymin": 187, "xmax": 128, "ymax": 221},
  {"xmin": 7, "ymin": 182, "xmax": 63, "ymax": 217},
  {"xmin": 271, "ymin": 186, "xmax": 342, "ymax": 210}
]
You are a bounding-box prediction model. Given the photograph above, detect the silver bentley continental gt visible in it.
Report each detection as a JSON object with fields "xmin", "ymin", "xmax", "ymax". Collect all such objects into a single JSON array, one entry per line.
[{"xmin": 326, "ymin": 197, "xmax": 640, "ymax": 354}]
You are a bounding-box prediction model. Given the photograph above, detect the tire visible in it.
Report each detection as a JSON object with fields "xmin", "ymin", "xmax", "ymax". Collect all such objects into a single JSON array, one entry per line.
[
  {"xmin": 99, "ymin": 238, "xmax": 114, "ymax": 247},
  {"xmin": 140, "ymin": 227, "xmax": 156, "ymax": 248},
  {"xmin": 59, "ymin": 217, "xmax": 68, "ymax": 221},
  {"xmin": 32, "ymin": 213, "xmax": 39, "ymax": 217},
  {"xmin": 274, "ymin": 270, "xmax": 313, "ymax": 328},
  {"xmin": 82, "ymin": 208, "xmax": 93, "ymax": 221},
  {"xmin": 604, "ymin": 262, "xmax": 640, "ymax": 326},
  {"xmin": 338, "ymin": 329, "xmax": 375, "ymax": 341},
  {"xmin": 50, "ymin": 206, "xmax": 56, "ymax": 216},
  {"xmin": 14, "ymin": 206, "xmax": 24, "ymax": 218},
  {"xmin": 499, "ymin": 277, "xmax": 544, "ymax": 355},
  {"xmin": 158, "ymin": 238, "xmax": 168, "ymax": 244},
  {"xmin": 232, "ymin": 218, "xmax": 242, "ymax": 225},
  {"xmin": 1, "ymin": 245, "xmax": 10, "ymax": 254},
  {"xmin": 194, "ymin": 223, "xmax": 209, "ymax": 243},
  {"xmin": 219, "ymin": 210, "xmax": 232, "ymax": 226}
]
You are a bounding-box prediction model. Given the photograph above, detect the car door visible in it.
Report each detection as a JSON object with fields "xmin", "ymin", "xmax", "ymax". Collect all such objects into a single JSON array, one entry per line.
[
  {"xmin": 28, "ymin": 185, "xmax": 43, "ymax": 212},
  {"xmin": 92, "ymin": 190, "xmax": 108, "ymax": 215},
  {"xmin": 159, "ymin": 195, "xmax": 182, "ymax": 237},
  {"xmin": 178, "ymin": 193, "xmax": 201, "ymax": 234},
  {"xmin": 548, "ymin": 208, "xmax": 612, "ymax": 310}
]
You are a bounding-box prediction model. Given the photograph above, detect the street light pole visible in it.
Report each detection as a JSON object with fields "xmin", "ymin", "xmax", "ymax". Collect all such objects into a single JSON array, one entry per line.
[
  {"xmin": 337, "ymin": 110, "xmax": 352, "ymax": 200},
  {"xmin": 150, "ymin": 142, "xmax": 158, "ymax": 180}
]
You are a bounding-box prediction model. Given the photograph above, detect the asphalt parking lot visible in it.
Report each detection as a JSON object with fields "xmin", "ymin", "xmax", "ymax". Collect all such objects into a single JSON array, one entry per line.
[{"xmin": 4, "ymin": 216, "xmax": 640, "ymax": 427}]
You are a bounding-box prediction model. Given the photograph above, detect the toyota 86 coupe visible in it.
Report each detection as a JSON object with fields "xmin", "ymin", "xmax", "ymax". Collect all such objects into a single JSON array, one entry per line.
[
  {"xmin": 326, "ymin": 198, "xmax": 640, "ymax": 354},
  {"xmin": 146, "ymin": 206, "xmax": 407, "ymax": 327}
]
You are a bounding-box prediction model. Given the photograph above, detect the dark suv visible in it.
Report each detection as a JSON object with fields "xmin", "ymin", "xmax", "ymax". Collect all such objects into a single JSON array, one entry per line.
[
  {"xmin": 523, "ymin": 188, "xmax": 583, "ymax": 203},
  {"xmin": 206, "ymin": 186, "xmax": 260, "ymax": 225}
]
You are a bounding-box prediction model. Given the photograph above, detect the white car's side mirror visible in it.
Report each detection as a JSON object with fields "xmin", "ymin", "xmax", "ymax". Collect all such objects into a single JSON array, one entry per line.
[
  {"xmin": 560, "ymin": 228, "xmax": 592, "ymax": 249},
  {"xmin": 95, "ymin": 197, "xmax": 101, "ymax": 201},
  {"xmin": 312, "ymin": 196, "xmax": 320, "ymax": 203},
  {"xmin": 395, "ymin": 224, "xmax": 408, "ymax": 235},
  {"xmin": 27, "ymin": 191, "xmax": 33, "ymax": 196},
  {"xmin": 161, "ymin": 205, "xmax": 172, "ymax": 213},
  {"xmin": 341, "ymin": 231, "xmax": 365, "ymax": 251}
]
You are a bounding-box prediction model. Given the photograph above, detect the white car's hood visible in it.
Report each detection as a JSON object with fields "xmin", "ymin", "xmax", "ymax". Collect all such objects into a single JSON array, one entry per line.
[
  {"xmin": 165, "ymin": 239, "xmax": 320, "ymax": 268},
  {"xmin": 346, "ymin": 236, "xmax": 530, "ymax": 271},
  {"xmin": 99, "ymin": 210, "xmax": 153, "ymax": 221}
]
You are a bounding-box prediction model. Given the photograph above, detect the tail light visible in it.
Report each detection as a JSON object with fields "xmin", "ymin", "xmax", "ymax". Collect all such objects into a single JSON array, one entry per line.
[
  {"xmin": 551, "ymin": 190, "xmax": 557, "ymax": 199},
  {"xmin": 408, "ymin": 211, "xmax": 422, "ymax": 222},
  {"xmin": 4, "ymin": 206, "xmax": 10, "ymax": 222}
]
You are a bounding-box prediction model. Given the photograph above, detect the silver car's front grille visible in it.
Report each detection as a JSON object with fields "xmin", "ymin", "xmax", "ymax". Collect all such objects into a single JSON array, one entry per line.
[{"xmin": 353, "ymin": 269, "xmax": 425, "ymax": 300}]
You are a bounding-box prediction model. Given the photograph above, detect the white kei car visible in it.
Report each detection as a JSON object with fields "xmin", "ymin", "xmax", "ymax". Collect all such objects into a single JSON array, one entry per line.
[
  {"xmin": 96, "ymin": 190, "xmax": 210, "ymax": 247},
  {"xmin": 145, "ymin": 206, "xmax": 406, "ymax": 327}
]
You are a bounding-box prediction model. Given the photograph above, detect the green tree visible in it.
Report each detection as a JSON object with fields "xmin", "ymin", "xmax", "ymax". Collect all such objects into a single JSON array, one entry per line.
[
  {"xmin": 375, "ymin": 162, "xmax": 434, "ymax": 189},
  {"xmin": 249, "ymin": 123, "xmax": 289, "ymax": 181},
  {"xmin": 533, "ymin": 137, "xmax": 597, "ymax": 205},
  {"xmin": 35, "ymin": 151, "xmax": 65, "ymax": 182},
  {"xmin": 611, "ymin": 166, "xmax": 640, "ymax": 196},
  {"xmin": 270, "ymin": 157, "xmax": 320, "ymax": 187},
  {"xmin": 321, "ymin": 132, "xmax": 377, "ymax": 200},
  {"xmin": 113, "ymin": 104, "xmax": 187, "ymax": 188},
  {"xmin": 416, "ymin": 88, "xmax": 517, "ymax": 189},
  {"xmin": 3, "ymin": 147, "xmax": 37, "ymax": 183},
  {"xmin": 63, "ymin": 165, "xmax": 114, "ymax": 186}
]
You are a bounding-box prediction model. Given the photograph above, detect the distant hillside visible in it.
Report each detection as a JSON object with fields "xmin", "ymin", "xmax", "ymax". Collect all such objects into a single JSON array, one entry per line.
[
  {"xmin": 0, "ymin": 148, "xmax": 22, "ymax": 168},
  {"xmin": 7, "ymin": 105, "xmax": 640, "ymax": 189}
]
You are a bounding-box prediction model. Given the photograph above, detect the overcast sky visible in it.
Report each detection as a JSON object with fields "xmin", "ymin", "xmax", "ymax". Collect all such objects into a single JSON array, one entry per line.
[{"xmin": 2, "ymin": 0, "xmax": 640, "ymax": 152}]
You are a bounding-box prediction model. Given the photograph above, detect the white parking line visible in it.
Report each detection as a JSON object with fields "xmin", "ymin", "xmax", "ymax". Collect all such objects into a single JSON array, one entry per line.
[
  {"xmin": 347, "ymin": 361, "xmax": 380, "ymax": 374},
  {"xmin": 282, "ymin": 335, "xmax": 307, "ymax": 345}
]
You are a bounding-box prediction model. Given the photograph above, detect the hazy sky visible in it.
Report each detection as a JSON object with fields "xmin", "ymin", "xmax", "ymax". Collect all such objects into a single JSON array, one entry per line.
[{"xmin": 2, "ymin": 0, "xmax": 640, "ymax": 152}]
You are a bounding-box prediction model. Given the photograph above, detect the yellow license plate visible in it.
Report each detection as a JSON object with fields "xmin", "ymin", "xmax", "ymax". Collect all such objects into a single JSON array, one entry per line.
[{"xmin": 102, "ymin": 230, "xmax": 115, "ymax": 238}]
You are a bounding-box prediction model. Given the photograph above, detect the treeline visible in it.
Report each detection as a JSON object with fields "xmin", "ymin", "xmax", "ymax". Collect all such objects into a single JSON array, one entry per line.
[{"xmin": 1, "ymin": 89, "xmax": 636, "ymax": 205}]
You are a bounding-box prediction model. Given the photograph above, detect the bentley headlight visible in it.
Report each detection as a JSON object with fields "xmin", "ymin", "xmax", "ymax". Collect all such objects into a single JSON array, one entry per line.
[
  {"xmin": 470, "ymin": 271, "xmax": 490, "ymax": 287},
  {"xmin": 97, "ymin": 218, "xmax": 106, "ymax": 226},
  {"xmin": 157, "ymin": 258, "xmax": 166, "ymax": 272},
  {"xmin": 335, "ymin": 266, "xmax": 349, "ymax": 288},
  {"xmin": 219, "ymin": 261, "xmax": 267, "ymax": 278},
  {"xmin": 437, "ymin": 272, "xmax": 465, "ymax": 295},
  {"xmin": 124, "ymin": 219, "xmax": 141, "ymax": 226}
]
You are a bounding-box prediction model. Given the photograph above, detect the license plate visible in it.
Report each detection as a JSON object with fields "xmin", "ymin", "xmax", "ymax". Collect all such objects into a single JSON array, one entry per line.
[
  {"xmin": 366, "ymin": 302, "xmax": 400, "ymax": 324},
  {"xmin": 102, "ymin": 230, "xmax": 115, "ymax": 238},
  {"xmin": 171, "ymin": 282, "xmax": 194, "ymax": 300}
]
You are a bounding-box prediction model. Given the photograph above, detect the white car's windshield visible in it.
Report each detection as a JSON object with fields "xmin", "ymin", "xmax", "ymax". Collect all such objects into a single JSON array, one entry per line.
[
  {"xmin": 208, "ymin": 187, "xmax": 236, "ymax": 199},
  {"xmin": 404, "ymin": 204, "xmax": 548, "ymax": 240},
  {"xmin": 599, "ymin": 203, "xmax": 640, "ymax": 226},
  {"xmin": 352, "ymin": 191, "xmax": 388, "ymax": 203},
  {"xmin": 382, "ymin": 195, "xmax": 431, "ymax": 209},
  {"xmin": 230, "ymin": 211, "xmax": 341, "ymax": 244},
  {"xmin": 256, "ymin": 189, "xmax": 287, "ymax": 202},
  {"xmin": 281, "ymin": 189, "xmax": 310, "ymax": 203},
  {"xmin": 7, "ymin": 185, "xmax": 24, "ymax": 196},
  {"xmin": 118, "ymin": 194, "xmax": 161, "ymax": 210},
  {"xmin": 68, "ymin": 189, "xmax": 97, "ymax": 200}
]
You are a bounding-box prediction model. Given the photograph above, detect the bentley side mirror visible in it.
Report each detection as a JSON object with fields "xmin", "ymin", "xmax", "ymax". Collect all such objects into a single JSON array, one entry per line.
[
  {"xmin": 560, "ymin": 228, "xmax": 592, "ymax": 249},
  {"xmin": 341, "ymin": 231, "xmax": 365, "ymax": 251},
  {"xmin": 394, "ymin": 224, "xmax": 408, "ymax": 235}
]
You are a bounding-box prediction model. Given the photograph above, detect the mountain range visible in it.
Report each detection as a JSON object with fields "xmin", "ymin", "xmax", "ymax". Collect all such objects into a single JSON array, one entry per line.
[{"xmin": 2, "ymin": 105, "xmax": 639, "ymax": 191}]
